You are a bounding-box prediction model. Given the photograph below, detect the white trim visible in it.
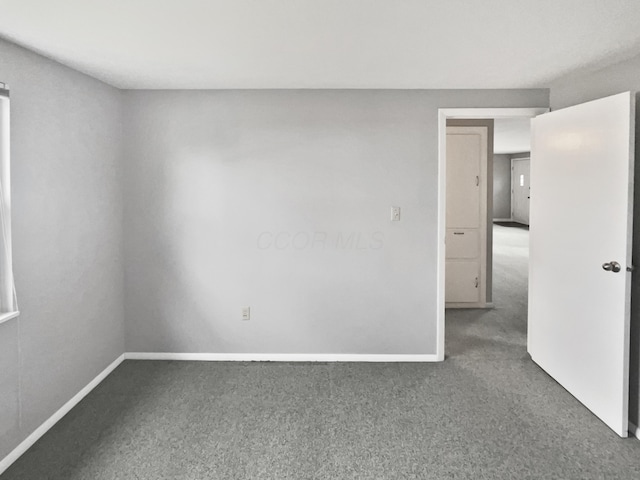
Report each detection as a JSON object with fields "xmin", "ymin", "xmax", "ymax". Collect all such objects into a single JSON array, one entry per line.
[
  {"xmin": 0, "ymin": 354, "xmax": 125, "ymax": 476},
  {"xmin": 442, "ymin": 108, "xmax": 549, "ymax": 119},
  {"xmin": 124, "ymin": 352, "xmax": 440, "ymax": 362},
  {"xmin": 436, "ymin": 110, "xmax": 447, "ymax": 361},
  {"xmin": 630, "ymin": 422, "xmax": 640, "ymax": 439},
  {"xmin": 1, "ymin": 94, "xmax": 18, "ymax": 317},
  {"xmin": 0, "ymin": 310, "xmax": 19, "ymax": 325},
  {"xmin": 446, "ymin": 302, "xmax": 494, "ymax": 309},
  {"xmin": 437, "ymin": 107, "xmax": 549, "ymax": 361}
]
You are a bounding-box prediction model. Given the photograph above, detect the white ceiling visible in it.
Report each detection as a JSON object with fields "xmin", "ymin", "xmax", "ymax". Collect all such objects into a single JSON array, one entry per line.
[
  {"xmin": 494, "ymin": 118, "xmax": 531, "ymax": 154},
  {"xmin": 1, "ymin": 1, "xmax": 640, "ymax": 89}
]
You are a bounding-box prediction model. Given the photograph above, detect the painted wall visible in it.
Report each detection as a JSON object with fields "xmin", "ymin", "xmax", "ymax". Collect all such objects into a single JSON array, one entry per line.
[
  {"xmin": 0, "ymin": 39, "xmax": 124, "ymax": 459},
  {"xmin": 123, "ymin": 89, "xmax": 548, "ymax": 355},
  {"xmin": 550, "ymin": 52, "xmax": 640, "ymax": 428},
  {"xmin": 493, "ymin": 154, "xmax": 511, "ymax": 219}
]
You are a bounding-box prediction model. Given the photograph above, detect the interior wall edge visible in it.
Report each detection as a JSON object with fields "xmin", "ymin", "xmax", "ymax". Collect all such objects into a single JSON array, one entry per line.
[{"xmin": 0, "ymin": 35, "xmax": 127, "ymax": 462}]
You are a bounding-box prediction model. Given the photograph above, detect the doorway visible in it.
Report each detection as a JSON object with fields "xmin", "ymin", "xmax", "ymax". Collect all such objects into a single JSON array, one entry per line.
[
  {"xmin": 439, "ymin": 94, "xmax": 637, "ymax": 438},
  {"xmin": 444, "ymin": 113, "xmax": 533, "ymax": 359},
  {"xmin": 511, "ymin": 157, "xmax": 531, "ymax": 225},
  {"xmin": 436, "ymin": 108, "xmax": 547, "ymax": 360}
]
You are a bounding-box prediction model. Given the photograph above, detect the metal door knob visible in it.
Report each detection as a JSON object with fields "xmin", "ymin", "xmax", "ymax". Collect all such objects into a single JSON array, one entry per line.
[{"xmin": 602, "ymin": 261, "xmax": 622, "ymax": 273}]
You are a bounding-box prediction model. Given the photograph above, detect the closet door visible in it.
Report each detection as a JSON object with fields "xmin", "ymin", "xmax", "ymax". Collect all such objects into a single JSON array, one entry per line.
[{"xmin": 445, "ymin": 126, "xmax": 487, "ymax": 307}]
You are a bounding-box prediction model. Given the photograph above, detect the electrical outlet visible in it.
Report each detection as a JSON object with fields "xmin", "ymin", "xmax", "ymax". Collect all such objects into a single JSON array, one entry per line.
[
  {"xmin": 391, "ymin": 206, "xmax": 401, "ymax": 221},
  {"xmin": 241, "ymin": 306, "xmax": 250, "ymax": 321}
]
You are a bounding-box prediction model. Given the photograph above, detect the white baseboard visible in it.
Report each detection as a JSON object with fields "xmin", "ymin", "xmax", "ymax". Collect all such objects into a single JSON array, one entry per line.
[
  {"xmin": 0, "ymin": 354, "xmax": 125, "ymax": 476},
  {"xmin": 0, "ymin": 351, "xmax": 435, "ymax": 473},
  {"xmin": 1, "ymin": 351, "xmax": 632, "ymax": 476},
  {"xmin": 124, "ymin": 352, "xmax": 440, "ymax": 362},
  {"xmin": 446, "ymin": 302, "xmax": 493, "ymax": 309}
]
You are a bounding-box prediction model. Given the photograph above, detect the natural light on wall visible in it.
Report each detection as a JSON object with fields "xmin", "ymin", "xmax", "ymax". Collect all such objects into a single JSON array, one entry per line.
[{"xmin": 0, "ymin": 83, "xmax": 19, "ymax": 324}]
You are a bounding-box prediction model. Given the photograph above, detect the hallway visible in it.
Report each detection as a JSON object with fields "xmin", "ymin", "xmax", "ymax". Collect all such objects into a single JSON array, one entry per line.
[{"xmin": 447, "ymin": 223, "xmax": 529, "ymax": 358}]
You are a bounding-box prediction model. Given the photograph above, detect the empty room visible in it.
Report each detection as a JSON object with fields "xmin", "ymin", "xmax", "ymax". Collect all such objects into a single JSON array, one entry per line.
[{"xmin": 2, "ymin": 1, "xmax": 640, "ymax": 478}]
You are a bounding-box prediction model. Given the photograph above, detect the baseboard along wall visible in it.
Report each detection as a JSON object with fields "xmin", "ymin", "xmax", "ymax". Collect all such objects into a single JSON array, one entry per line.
[
  {"xmin": 124, "ymin": 352, "xmax": 440, "ymax": 362},
  {"xmin": 0, "ymin": 350, "xmax": 439, "ymax": 473},
  {"xmin": 0, "ymin": 354, "xmax": 125, "ymax": 476}
]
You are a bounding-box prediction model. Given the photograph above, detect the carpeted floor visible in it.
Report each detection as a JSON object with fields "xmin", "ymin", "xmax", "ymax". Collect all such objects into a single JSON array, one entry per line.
[{"xmin": 3, "ymin": 225, "xmax": 640, "ymax": 479}]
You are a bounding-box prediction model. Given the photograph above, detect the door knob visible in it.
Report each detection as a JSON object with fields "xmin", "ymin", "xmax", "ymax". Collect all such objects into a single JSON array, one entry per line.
[{"xmin": 602, "ymin": 261, "xmax": 622, "ymax": 273}]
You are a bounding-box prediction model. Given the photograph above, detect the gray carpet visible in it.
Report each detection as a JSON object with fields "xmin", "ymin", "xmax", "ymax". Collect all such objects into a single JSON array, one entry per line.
[{"xmin": 3, "ymin": 225, "xmax": 640, "ymax": 479}]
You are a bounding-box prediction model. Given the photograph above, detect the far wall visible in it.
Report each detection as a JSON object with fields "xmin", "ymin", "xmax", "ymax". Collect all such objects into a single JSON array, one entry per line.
[{"xmin": 123, "ymin": 89, "xmax": 548, "ymax": 355}]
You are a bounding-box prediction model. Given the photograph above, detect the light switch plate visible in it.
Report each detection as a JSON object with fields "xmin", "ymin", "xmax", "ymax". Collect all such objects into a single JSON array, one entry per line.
[
  {"xmin": 391, "ymin": 206, "xmax": 401, "ymax": 221},
  {"xmin": 241, "ymin": 307, "xmax": 250, "ymax": 321}
]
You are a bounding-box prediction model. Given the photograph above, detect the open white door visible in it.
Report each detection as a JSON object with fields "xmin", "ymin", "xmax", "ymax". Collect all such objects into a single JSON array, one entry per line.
[{"xmin": 528, "ymin": 92, "xmax": 634, "ymax": 437}]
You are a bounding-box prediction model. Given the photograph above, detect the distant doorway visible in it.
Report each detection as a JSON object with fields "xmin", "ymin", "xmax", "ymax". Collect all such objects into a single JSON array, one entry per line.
[
  {"xmin": 436, "ymin": 107, "xmax": 547, "ymax": 359},
  {"xmin": 511, "ymin": 157, "xmax": 530, "ymax": 225}
]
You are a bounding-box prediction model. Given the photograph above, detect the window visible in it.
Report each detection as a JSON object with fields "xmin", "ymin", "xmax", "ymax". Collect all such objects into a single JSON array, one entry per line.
[{"xmin": 0, "ymin": 83, "xmax": 18, "ymax": 324}]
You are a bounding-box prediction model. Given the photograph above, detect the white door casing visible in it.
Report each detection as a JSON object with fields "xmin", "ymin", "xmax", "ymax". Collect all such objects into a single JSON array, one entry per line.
[
  {"xmin": 436, "ymin": 107, "xmax": 549, "ymax": 361},
  {"xmin": 528, "ymin": 92, "xmax": 634, "ymax": 437}
]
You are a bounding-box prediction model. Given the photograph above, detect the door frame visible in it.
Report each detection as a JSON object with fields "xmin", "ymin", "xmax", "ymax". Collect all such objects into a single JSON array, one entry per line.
[
  {"xmin": 511, "ymin": 156, "xmax": 531, "ymax": 225},
  {"xmin": 436, "ymin": 107, "xmax": 548, "ymax": 360}
]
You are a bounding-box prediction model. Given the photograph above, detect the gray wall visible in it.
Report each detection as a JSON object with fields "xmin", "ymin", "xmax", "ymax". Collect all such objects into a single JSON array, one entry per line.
[
  {"xmin": 493, "ymin": 154, "xmax": 511, "ymax": 219},
  {"xmin": 0, "ymin": 39, "xmax": 124, "ymax": 459},
  {"xmin": 550, "ymin": 52, "xmax": 640, "ymax": 427},
  {"xmin": 123, "ymin": 89, "xmax": 548, "ymax": 355}
]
